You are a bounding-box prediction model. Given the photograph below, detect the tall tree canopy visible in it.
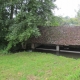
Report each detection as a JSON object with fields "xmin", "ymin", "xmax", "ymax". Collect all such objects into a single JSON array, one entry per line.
[
  {"xmin": 0, "ymin": 0, "xmax": 10, "ymax": 49},
  {"xmin": 1, "ymin": 0, "xmax": 56, "ymax": 51}
]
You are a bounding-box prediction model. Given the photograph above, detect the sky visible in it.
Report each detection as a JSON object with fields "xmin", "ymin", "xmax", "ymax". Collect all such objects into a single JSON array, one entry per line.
[{"xmin": 54, "ymin": 0, "xmax": 80, "ymax": 18}]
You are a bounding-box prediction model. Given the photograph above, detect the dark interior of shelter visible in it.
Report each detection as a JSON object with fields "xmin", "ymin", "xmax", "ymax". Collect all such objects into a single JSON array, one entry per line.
[
  {"xmin": 36, "ymin": 44, "xmax": 80, "ymax": 51},
  {"xmin": 10, "ymin": 43, "xmax": 80, "ymax": 55}
]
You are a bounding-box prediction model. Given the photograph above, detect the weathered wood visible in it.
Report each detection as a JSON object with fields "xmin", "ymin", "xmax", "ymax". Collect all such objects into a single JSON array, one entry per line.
[
  {"xmin": 36, "ymin": 47, "xmax": 80, "ymax": 54},
  {"xmin": 60, "ymin": 50, "xmax": 80, "ymax": 54},
  {"xmin": 56, "ymin": 45, "xmax": 59, "ymax": 51},
  {"xmin": 56, "ymin": 45, "xmax": 59, "ymax": 55},
  {"xmin": 36, "ymin": 48, "xmax": 56, "ymax": 51},
  {"xmin": 31, "ymin": 43, "xmax": 35, "ymax": 49}
]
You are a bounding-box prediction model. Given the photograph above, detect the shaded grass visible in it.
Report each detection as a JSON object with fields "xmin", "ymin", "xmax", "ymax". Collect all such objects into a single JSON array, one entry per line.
[{"xmin": 0, "ymin": 52, "xmax": 80, "ymax": 80}]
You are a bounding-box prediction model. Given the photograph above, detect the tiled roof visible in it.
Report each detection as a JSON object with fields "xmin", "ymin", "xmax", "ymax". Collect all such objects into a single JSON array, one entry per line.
[{"xmin": 32, "ymin": 26, "xmax": 80, "ymax": 45}]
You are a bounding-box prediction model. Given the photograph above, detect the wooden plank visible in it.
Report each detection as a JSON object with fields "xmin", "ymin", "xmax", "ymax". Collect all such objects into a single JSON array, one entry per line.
[
  {"xmin": 36, "ymin": 48, "xmax": 80, "ymax": 54},
  {"xmin": 36, "ymin": 48, "xmax": 56, "ymax": 51},
  {"xmin": 60, "ymin": 50, "xmax": 80, "ymax": 54}
]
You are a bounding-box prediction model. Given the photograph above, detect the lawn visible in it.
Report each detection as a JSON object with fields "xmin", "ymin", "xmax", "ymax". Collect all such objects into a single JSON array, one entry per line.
[{"xmin": 0, "ymin": 52, "xmax": 80, "ymax": 80}]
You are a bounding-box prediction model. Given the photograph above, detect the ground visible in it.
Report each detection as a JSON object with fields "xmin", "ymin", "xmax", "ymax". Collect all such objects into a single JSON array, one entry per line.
[{"xmin": 0, "ymin": 52, "xmax": 80, "ymax": 80}]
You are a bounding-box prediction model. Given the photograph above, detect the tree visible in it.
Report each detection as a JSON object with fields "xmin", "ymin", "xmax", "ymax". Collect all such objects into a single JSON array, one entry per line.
[
  {"xmin": 74, "ymin": 8, "xmax": 80, "ymax": 26},
  {"xmin": 55, "ymin": 16, "xmax": 78, "ymax": 26},
  {"xmin": 0, "ymin": 0, "xmax": 10, "ymax": 49},
  {"xmin": 0, "ymin": 0, "xmax": 23, "ymax": 50},
  {"xmin": 51, "ymin": 16, "xmax": 63, "ymax": 26},
  {"xmin": 5, "ymin": 0, "xmax": 56, "ymax": 51}
]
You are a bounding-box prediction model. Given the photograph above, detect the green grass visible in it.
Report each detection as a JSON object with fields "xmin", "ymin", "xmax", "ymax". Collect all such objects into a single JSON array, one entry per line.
[{"xmin": 0, "ymin": 52, "xmax": 80, "ymax": 80}]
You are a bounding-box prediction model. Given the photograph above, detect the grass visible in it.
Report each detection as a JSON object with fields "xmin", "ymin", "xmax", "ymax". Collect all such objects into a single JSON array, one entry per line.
[{"xmin": 0, "ymin": 52, "xmax": 80, "ymax": 80}]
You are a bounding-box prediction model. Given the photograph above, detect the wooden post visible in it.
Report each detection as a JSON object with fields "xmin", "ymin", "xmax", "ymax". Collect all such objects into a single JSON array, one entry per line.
[
  {"xmin": 56, "ymin": 45, "xmax": 60, "ymax": 55},
  {"xmin": 56, "ymin": 45, "xmax": 59, "ymax": 51},
  {"xmin": 31, "ymin": 43, "xmax": 35, "ymax": 50}
]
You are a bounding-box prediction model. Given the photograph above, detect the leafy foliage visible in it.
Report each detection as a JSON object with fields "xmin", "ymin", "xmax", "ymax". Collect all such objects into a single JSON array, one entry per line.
[
  {"xmin": 5, "ymin": 0, "xmax": 56, "ymax": 51},
  {"xmin": 0, "ymin": 0, "xmax": 10, "ymax": 50},
  {"xmin": 0, "ymin": 0, "xmax": 57, "ymax": 52},
  {"xmin": 57, "ymin": 7, "xmax": 80, "ymax": 26}
]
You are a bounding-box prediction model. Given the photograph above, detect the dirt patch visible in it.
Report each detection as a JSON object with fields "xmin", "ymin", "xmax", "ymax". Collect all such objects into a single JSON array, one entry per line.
[{"xmin": 27, "ymin": 75, "xmax": 39, "ymax": 80}]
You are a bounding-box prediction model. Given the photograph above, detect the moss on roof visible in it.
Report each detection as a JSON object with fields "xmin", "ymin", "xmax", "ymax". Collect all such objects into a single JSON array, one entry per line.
[{"xmin": 32, "ymin": 26, "xmax": 80, "ymax": 45}]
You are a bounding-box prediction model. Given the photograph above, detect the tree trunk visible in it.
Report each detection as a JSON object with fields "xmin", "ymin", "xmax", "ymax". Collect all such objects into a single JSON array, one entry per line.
[
  {"xmin": 10, "ymin": 5, "xmax": 14, "ymax": 19},
  {"xmin": 15, "ymin": 5, "xmax": 17, "ymax": 15}
]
